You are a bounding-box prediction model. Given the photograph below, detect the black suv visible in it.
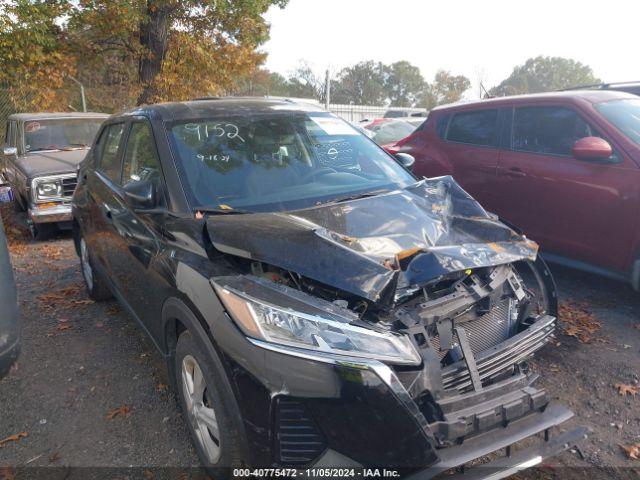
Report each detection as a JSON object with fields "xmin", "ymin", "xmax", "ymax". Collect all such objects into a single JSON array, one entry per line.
[{"xmin": 72, "ymin": 98, "xmax": 586, "ymax": 477}]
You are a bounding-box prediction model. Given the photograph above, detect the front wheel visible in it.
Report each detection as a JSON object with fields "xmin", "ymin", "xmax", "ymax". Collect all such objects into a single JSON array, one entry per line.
[{"xmin": 175, "ymin": 330, "xmax": 244, "ymax": 476}]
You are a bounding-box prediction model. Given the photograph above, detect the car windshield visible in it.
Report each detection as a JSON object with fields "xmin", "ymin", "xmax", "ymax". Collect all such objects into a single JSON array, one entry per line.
[
  {"xmin": 168, "ymin": 112, "xmax": 415, "ymax": 212},
  {"xmin": 595, "ymin": 99, "xmax": 640, "ymax": 145},
  {"xmin": 366, "ymin": 120, "xmax": 416, "ymax": 145},
  {"xmin": 24, "ymin": 118, "xmax": 104, "ymax": 152}
]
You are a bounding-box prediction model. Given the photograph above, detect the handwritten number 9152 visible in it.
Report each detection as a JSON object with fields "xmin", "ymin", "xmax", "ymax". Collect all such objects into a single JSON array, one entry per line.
[{"xmin": 208, "ymin": 123, "xmax": 245, "ymax": 143}]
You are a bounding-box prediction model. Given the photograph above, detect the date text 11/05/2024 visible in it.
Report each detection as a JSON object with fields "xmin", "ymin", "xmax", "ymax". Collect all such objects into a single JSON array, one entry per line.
[{"xmin": 232, "ymin": 469, "xmax": 401, "ymax": 477}]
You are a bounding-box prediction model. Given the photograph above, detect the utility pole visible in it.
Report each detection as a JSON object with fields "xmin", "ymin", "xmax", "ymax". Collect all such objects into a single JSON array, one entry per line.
[
  {"xmin": 68, "ymin": 75, "xmax": 87, "ymax": 112},
  {"xmin": 324, "ymin": 69, "xmax": 331, "ymax": 110}
]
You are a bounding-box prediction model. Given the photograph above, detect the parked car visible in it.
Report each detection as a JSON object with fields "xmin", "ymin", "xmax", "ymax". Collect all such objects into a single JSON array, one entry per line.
[
  {"xmin": 72, "ymin": 97, "xmax": 585, "ymax": 477},
  {"xmin": 0, "ymin": 213, "xmax": 19, "ymax": 379},
  {"xmin": 1, "ymin": 112, "xmax": 108, "ymax": 239},
  {"xmin": 391, "ymin": 90, "xmax": 640, "ymax": 288},
  {"xmin": 361, "ymin": 118, "xmax": 418, "ymax": 147}
]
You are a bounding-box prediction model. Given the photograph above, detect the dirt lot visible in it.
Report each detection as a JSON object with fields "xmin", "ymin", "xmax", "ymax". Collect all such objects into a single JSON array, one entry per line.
[{"xmin": 1, "ymin": 205, "xmax": 639, "ymax": 479}]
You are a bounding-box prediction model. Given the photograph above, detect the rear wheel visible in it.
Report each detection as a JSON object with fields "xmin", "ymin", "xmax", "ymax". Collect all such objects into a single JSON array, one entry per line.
[
  {"xmin": 79, "ymin": 236, "xmax": 112, "ymax": 301},
  {"xmin": 175, "ymin": 330, "xmax": 244, "ymax": 476}
]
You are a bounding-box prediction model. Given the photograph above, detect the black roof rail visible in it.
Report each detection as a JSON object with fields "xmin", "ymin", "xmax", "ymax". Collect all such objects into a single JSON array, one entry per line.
[
  {"xmin": 191, "ymin": 96, "xmax": 222, "ymax": 101},
  {"xmin": 561, "ymin": 81, "xmax": 640, "ymax": 91}
]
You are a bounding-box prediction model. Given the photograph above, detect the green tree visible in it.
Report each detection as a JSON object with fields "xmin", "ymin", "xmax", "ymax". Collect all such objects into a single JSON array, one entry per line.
[
  {"xmin": 331, "ymin": 61, "xmax": 387, "ymax": 105},
  {"xmin": 490, "ymin": 56, "xmax": 600, "ymax": 96},
  {"xmin": 420, "ymin": 70, "xmax": 471, "ymax": 109},
  {"xmin": 383, "ymin": 61, "xmax": 426, "ymax": 107}
]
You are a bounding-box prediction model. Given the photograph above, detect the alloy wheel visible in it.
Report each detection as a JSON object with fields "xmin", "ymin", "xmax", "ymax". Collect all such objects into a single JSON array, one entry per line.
[{"xmin": 181, "ymin": 354, "xmax": 222, "ymax": 463}]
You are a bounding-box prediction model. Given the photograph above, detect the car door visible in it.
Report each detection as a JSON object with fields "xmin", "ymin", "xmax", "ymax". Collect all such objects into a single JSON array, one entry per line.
[
  {"xmin": 495, "ymin": 104, "xmax": 639, "ymax": 272},
  {"xmin": 108, "ymin": 119, "xmax": 170, "ymax": 340},
  {"xmin": 85, "ymin": 122, "xmax": 127, "ymax": 279},
  {"xmin": 435, "ymin": 108, "xmax": 503, "ymax": 211}
]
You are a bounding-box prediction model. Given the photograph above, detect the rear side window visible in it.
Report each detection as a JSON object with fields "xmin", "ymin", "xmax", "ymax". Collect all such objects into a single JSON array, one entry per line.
[
  {"xmin": 513, "ymin": 107, "xmax": 591, "ymax": 156},
  {"xmin": 436, "ymin": 114, "xmax": 450, "ymax": 139},
  {"xmin": 97, "ymin": 123, "xmax": 125, "ymax": 183},
  {"xmin": 447, "ymin": 110, "xmax": 498, "ymax": 146}
]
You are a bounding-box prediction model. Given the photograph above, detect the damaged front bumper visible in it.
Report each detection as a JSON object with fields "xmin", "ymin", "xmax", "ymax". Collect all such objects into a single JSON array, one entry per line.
[{"xmin": 224, "ymin": 312, "xmax": 587, "ymax": 477}]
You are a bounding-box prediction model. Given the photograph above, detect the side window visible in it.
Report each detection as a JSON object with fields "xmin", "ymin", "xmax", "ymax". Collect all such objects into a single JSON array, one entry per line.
[
  {"xmin": 513, "ymin": 107, "xmax": 592, "ymax": 156},
  {"xmin": 436, "ymin": 114, "xmax": 450, "ymax": 139},
  {"xmin": 6, "ymin": 122, "xmax": 16, "ymax": 148},
  {"xmin": 97, "ymin": 123, "xmax": 125, "ymax": 182},
  {"xmin": 122, "ymin": 121, "xmax": 166, "ymax": 205},
  {"xmin": 447, "ymin": 110, "xmax": 498, "ymax": 146}
]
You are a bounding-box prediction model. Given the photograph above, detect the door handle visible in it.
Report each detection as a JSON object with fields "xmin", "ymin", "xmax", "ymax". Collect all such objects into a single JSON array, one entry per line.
[{"xmin": 503, "ymin": 167, "xmax": 527, "ymax": 178}]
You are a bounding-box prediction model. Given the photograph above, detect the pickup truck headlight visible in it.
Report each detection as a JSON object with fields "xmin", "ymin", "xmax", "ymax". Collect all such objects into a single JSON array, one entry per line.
[
  {"xmin": 215, "ymin": 284, "xmax": 421, "ymax": 365},
  {"xmin": 32, "ymin": 178, "xmax": 63, "ymax": 202}
]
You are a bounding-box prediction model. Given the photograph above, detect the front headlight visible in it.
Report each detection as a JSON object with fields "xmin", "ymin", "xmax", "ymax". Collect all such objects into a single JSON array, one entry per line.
[
  {"xmin": 214, "ymin": 284, "xmax": 421, "ymax": 365},
  {"xmin": 32, "ymin": 178, "xmax": 63, "ymax": 201}
]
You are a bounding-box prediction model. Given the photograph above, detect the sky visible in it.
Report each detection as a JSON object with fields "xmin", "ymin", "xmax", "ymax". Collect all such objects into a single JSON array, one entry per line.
[{"xmin": 263, "ymin": 0, "xmax": 640, "ymax": 99}]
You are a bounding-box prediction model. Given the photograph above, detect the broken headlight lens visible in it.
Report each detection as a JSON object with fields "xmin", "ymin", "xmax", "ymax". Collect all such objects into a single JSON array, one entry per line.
[{"xmin": 215, "ymin": 285, "xmax": 421, "ymax": 366}]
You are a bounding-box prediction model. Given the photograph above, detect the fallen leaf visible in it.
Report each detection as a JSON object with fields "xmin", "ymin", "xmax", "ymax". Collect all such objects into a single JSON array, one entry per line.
[
  {"xmin": 620, "ymin": 443, "xmax": 640, "ymax": 459},
  {"xmin": 633, "ymin": 324, "xmax": 640, "ymax": 331},
  {"xmin": 106, "ymin": 405, "xmax": 132, "ymax": 419},
  {"xmin": 559, "ymin": 301, "xmax": 602, "ymax": 343},
  {"xmin": 57, "ymin": 324, "xmax": 71, "ymax": 331},
  {"xmin": 614, "ymin": 383, "xmax": 639, "ymax": 397},
  {"xmin": 156, "ymin": 383, "xmax": 168, "ymax": 392},
  {"xmin": 0, "ymin": 432, "xmax": 27, "ymax": 448},
  {"xmin": 143, "ymin": 469, "xmax": 155, "ymax": 480},
  {"xmin": 48, "ymin": 451, "xmax": 61, "ymax": 463},
  {"xmin": 0, "ymin": 465, "xmax": 15, "ymax": 480}
]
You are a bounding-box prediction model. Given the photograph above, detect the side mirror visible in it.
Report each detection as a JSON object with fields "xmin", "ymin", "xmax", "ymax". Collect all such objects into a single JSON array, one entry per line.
[
  {"xmin": 3, "ymin": 147, "xmax": 17, "ymax": 156},
  {"xmin": 394, "ymin": 153, "xmax": 415, "ymax": 171},
  {"xmin": 123, "ymin": 180, "xmax": 156, "ymax": 210},
  {"xmin": 572, "ymin": 137, "xmax": 613, "ymax": 161}
]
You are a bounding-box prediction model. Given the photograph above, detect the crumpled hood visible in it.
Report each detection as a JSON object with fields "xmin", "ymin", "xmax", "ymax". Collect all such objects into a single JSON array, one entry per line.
[
  {"xmin": 17, "ymin": 149, "xmax": 88, "ymax": 179},
  {"xmin": 206, "ymin": 176, "xmax": 537, "ymax": 307}
]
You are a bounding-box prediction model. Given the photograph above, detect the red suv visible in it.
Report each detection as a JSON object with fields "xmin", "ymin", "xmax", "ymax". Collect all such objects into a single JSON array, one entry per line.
[{"xmin": 391, "ymin": 90, "xmax": 640, "ymax": 288}]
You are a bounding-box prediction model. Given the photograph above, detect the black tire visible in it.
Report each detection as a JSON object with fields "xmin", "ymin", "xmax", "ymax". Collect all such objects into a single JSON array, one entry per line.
[
  {"xmin": 29, "ymin": 222, "xmax": 55, "ymax": 241},
  {"xmin": 175, "ymin": 330, "xmax": 244, "ymax": 476},
  {"xmin": 79, "ymin": 235, "xmax": 112, "ymax": 301}
]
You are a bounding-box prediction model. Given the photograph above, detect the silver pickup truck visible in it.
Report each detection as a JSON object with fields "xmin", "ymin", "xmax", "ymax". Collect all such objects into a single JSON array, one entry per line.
[{"xmin": 1, "ymin": 112, "xmax": 107, "ymax": 239}]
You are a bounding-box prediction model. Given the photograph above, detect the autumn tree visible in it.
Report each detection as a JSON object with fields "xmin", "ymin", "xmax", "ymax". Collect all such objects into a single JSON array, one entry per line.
[
  {"xmin": 490, "ymin": 56, "xmax": 600, "ymax": 96},
  {"xmin": 420, "ymin": 70, "xmax": 471, "ymax": 109},
  {"xmin": 0, "ymin": 0, "xmax": 76, "ymax": 110},
  {"xmin": 70, "ymin": 0, "xmax": 288, "ymax": 105}
]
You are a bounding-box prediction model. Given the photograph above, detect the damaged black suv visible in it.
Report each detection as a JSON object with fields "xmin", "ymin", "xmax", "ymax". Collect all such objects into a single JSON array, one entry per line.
[{"xmin": 72, "ymin": 98, "xmax": 587, "ymax": 478}]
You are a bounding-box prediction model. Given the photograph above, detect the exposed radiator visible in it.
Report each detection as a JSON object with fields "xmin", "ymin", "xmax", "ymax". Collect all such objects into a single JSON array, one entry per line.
[{"xmin": 431, "ymin": 299, "xmax": 514, "ymax": 358}]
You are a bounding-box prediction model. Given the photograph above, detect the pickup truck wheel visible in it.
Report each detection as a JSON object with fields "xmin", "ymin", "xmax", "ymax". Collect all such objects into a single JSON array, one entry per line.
[
  {"xmin": 175, "ymin": 330, "xmax": 243, "ymax": 476},
  {"xmin": 79, "ymin": 237, "xmax": 112, "ymax": 301}
]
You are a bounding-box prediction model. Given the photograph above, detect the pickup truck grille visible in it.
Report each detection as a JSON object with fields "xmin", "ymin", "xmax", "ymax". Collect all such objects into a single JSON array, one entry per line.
[{"xmin": 61, "ymin": 176, "xmax": 78, "ymax": 198}]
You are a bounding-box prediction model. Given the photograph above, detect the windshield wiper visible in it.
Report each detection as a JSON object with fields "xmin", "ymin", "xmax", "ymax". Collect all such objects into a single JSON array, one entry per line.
[
  {"xmin": 322, "ymin": 188, "xmax": 392, "ymax": 205},
  {"xmin": 61, "ymin": 143, "xmax": 88, "ymax": 150},
  {"xmin": 194, "ymin": 206, "xmax": 253, "ymax": 215}
]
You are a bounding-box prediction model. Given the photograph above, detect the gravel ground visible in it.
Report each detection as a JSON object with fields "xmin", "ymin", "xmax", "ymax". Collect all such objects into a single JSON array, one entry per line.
[{"xmin": 0, "ymin": 207, "xmax": 639, "ymax": 479}]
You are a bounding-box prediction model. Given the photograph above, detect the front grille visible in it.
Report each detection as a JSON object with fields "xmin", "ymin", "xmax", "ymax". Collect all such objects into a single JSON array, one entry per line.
[
  {"xmin": 62, "ymin": 176, "xmax": 78, "ymax": 198},
  {"xmin": 275, "ymin": 397, "xmax": 326, "ymax": 466},
  {"xmin": 432, "ymin": 300, "xmax": 513, "ymax": 358},
  {"xmin": 442, "ymin": 315, "xmax": 556, "ymax": 392}
]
